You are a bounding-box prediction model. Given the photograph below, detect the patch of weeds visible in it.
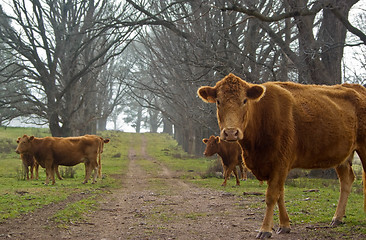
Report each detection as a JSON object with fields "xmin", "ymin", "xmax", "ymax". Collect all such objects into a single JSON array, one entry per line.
[{"xmin": 51, "ymin": 195, "xmax": 99, "ymax": 227}]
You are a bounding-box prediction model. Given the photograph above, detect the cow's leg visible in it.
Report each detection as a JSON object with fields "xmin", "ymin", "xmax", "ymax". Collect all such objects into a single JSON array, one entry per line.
[
  {"xmin": 45, "ymin": 161, "xmax": 56, "ymax": 185},
  {"xmin": 331, "ymin": 160, "xmax": 355, "ymax": 226},
  {"xmin": 243, "ymin": 166, "xmax": 248, "ymax": 181},
  {"xmin": 256, "ymin": 171, "xmax": 289, "ymax": 239},
  {"xmin": 23, "ymin": 163, "xmax": 29, "ymax": 180},
  {"xmin": 35, "ymin": 162, "xmax": 39, "ymax": 180},
  {"xmin": 231, "ymin": 165, "xmax": 240, "ymax": 186},
  {"xmin": 30, "ymin": 163, "xmax": 34, "ymax": 180},
  {"xmin": 356, "ymin": 148, "xmax": 366, "ymax": 213},
  {"xmin": 55, "ymin": 166, "xmax": 63, "ymax": 180},
  {"xmin": 83, "ymin": 162, "xmax": 91, "ymax": 184},
  {"xmin": 92, "ymin": 165, "xmax": 98, "ymax": 183},
  {"xmin": 44, "ymin": 161, "xmax": 51, "ymax": 185},
  {"xmin": 276, "ymin": 186, "xmax": 290, "ymax": 234},
  {"xmin": 238, "ymin": 163, "xmax": 245, "ymax": 181},
  {"xmin": 221, "ymin": 165, "xmax": 228, "ymax": 186}
]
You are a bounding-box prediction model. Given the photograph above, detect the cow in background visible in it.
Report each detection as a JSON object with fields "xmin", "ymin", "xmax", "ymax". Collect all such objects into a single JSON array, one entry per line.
[
  {"xmin": 203, "ymin": 135, "xmax": 247, "ymax": 186},
  {"xmin": 15, "ymin": 135, "xmax": 101, "ymax": 185},
  {"xmin": 198, "ymin": 73, "xmax": 366, "ymax": 238}
]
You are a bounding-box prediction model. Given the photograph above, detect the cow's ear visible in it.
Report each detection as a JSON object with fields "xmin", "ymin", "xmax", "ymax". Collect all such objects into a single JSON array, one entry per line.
[
  {"xmin": 247, "ymin": 85, "xmax": 266, "ymax": 101},
  {"xmin": 104, "ymin": 139, "xmax": 110, "ymax": 143},
  {"xmin": 16, "ymin": 137, "xmax": 20, "ymax": 143},
  {"xmin": 202, "ymin": 138, "xmax": 208, "ymax": 144},
  {"xmin": 29, "ymin": 136, "xmax": 35, "ymax": 141},
  {"xmin": 197, "ymin": 86, "xmax": 217, "ymax": 103},
  {"xmin": 215, "ymin": 136, "xmax": 220, "ymax": 143}
]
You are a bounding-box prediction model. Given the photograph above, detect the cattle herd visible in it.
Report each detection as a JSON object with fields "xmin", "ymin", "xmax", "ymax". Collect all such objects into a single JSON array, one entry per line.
[
  {"xmin": 15, "ymin": 134, "xmax": 109, "ymax": 185},
  {"xmin": 12, "ymin": 72, "xmax": 366, "ymax": 239}
]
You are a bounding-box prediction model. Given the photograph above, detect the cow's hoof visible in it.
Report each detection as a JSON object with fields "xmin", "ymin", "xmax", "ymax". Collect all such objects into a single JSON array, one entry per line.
[
  {"xmin": 330, "ymin": 219, "xmax": 343, "ymax": 227},
  {"xmin": 276, "ymin": 227, "xmax": 290, "ymax": 234},
  {"xmin": 256, "ymin": 231, "xmax": 272, "ymax": 239}
]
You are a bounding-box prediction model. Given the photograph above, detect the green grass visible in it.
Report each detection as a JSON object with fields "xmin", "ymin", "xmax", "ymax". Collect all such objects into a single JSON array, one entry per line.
[{"xmin": 144, "ymin": 133, "xmax": 212, "ymax": 178}]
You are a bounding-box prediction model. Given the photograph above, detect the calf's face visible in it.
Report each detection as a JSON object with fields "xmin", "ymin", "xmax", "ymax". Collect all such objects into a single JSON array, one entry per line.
[
  {"xmin": 15, "ymin": 135, "xmax": 34, "ymax": 154},
  {"xmin": 198, "ymin": 74, "xmax": 265, "ymax": 141},
  {"xmin": 202, "ymin": 136, "xmax": 220, "ymax": 156}
]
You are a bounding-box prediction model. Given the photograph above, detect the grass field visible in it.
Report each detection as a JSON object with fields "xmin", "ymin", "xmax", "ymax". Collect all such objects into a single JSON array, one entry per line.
[{"xmin": 0, "ymin": 127, "xmax": 365, "ymax": 235}]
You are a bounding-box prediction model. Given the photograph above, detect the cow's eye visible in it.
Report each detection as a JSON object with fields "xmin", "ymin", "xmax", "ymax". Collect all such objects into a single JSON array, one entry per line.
[{"xmin": 243, "ymin": 99, "xmax": 247, "ymax": 105}]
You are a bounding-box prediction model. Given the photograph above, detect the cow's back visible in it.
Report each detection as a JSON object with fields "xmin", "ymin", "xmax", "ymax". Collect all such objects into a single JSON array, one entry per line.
[{"xmin": 266, "ymin": 82, "xmax": 359, "ymax": 169}]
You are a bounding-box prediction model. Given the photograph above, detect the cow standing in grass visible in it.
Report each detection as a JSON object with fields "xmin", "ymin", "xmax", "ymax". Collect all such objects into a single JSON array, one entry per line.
[
  {"xmin": 15, "ymin": 135, "xmax": 102, "ymax": 185},
  {"xmin": 198, "ymin": 73, "xmax": 366, "ymax": 239},
  {"xmin": 203, "ymin": 135, "xmax": 247, "ymax": 186}
]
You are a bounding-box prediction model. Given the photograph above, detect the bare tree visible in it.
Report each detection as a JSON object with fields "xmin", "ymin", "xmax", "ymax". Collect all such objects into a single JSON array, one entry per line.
[{"xmin": 0, "ymin": 0, "xmax": 136, "ymax": 136}]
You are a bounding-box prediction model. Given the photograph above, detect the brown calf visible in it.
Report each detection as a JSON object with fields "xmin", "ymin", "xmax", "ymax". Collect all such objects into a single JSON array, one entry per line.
[{"xmin": 203, "ymin": 135, "xmax": 247, "ymax": 186}]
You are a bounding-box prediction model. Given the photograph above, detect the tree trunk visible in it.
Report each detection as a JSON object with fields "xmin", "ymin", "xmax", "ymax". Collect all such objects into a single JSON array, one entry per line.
[
  {"xmin": 162, "ymin": 117, "xmax": 173, "ymax": 135},
  {"xmin": 135, "ymin": 105, "xmax": 142, "ymax": 133},
  {"xmin": 98, "ymin": 117, "xmax": 107, "ymax": 131}
]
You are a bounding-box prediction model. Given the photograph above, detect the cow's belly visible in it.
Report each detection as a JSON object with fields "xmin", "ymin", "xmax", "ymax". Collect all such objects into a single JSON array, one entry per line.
[
  {"xmin": 53, "ymin": 151, "xmax": 90, "ymax": 166},
  {"xmin": 292, "ymin": 150, "xmax": 354, "ymax": 169}
]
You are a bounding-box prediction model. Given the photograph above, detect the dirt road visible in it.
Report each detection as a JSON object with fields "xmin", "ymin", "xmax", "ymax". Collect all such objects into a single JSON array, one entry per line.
[{"xmin": 0, "ymin": 136, "xmax": 362, "ymax": 239}]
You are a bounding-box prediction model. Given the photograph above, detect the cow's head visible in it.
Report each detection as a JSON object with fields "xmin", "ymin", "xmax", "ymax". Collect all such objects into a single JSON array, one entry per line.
[
  {"xmin": 202, "ymin": 135, "xmax": 220, "ymax": 156},
  {"xmin": 198, "ymin": 73, "xmax": 266, "ymax": 141},
  {"xmin": 15, "ymin": 135, "xmax": 35, "ymax": 154}
]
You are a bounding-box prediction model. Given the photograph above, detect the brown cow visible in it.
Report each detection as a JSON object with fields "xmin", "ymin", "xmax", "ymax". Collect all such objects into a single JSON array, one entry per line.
[
  {"xmin": 15, "ymin": 135, "xmax": 101, "ymax": 185},
  {"xmin": 202, "ymin": 135, "xmax": 247, "ymax": 186},
  {"xmin": 198, "ymin": 73, "xmax": 366, "ymax": 239},
  {"xmin": 19, "ymin": 153, "xmax": 39, "ymax": 180},
  {"xmin": 17, "ymin": 138, "xmax": 63, "ymax": 181}
]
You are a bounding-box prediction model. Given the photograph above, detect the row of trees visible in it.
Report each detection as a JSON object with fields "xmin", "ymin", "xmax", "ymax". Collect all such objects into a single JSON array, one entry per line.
[
  {"xmin": 1, "ymin": 0, "xmax": 366, "ymax": 155},
  {"xmin": 0, "ymin": 0, "xmax": 137, "ymax": 136}
]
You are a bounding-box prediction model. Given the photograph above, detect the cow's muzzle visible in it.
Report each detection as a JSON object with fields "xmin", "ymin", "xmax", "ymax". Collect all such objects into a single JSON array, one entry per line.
[
  {"xmin": 15, "ymin": 150, "xmax": 20, "ymax": 154},
  {"xmin": 221, "ymin": 128, "xmax": 243, "ymax": 141}
]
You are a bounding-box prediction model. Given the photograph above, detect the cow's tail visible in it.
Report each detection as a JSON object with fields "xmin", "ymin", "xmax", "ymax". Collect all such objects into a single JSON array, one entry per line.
[{"xmin": 98, "ymin": 141, "xmax": 102, "ymax": 178}]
